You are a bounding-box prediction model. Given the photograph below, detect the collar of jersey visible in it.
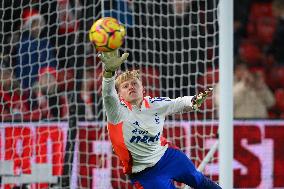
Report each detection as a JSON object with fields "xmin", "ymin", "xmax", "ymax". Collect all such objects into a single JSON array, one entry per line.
[{"xmin": 121, "ymin": 97, "xmax": 150, "ymax": 111}]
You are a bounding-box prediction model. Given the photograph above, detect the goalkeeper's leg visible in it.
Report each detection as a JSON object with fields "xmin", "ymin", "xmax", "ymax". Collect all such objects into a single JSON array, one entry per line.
[
  {"xmin": 166, "ymin": 148, "xmax": 221, "ymax": 189},
  {"xmin": 197, "ymin": 176, "xmax": 222, "ymax": 189},
  {"xmin": 129, "ymin": 148, "xmax": 221, "ymax": 189}
]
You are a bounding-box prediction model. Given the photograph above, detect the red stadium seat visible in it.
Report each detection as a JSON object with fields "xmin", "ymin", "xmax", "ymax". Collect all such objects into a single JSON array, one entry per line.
[
  {"xmin": 247, "ymin": 2, "xmax": 276, "ymax": 46},
  {"xmin": 274, "ymin": 88, "xmax": 284, "ymax": 112},
  {"xmin": 266, "ymin": 66, "xmax": 284, "ymax": 90},
  {"xmin": 239, "ymin": 41, "xmax": 263, "ymax": 66},
  {"xmin": 266, "ymin": 68, "xmax": 278, "ymax": 90},
  {"xmin": 249, "ymin": 2, "xmax": 273, "ymax": 20},
  {"xmin": 276, "ymin": 67, "xmax": 284, "ymax": 88},
  {"xmin": 268, "ymin": 109, "xmax": 278, "ymax": 119},
  {"xmin": 247, "ymin": 17, "xmax": 276, "ymax": 46},
  {"xmin": 255, "ymin": 17, "xmax": 276, "ymax": 45}
]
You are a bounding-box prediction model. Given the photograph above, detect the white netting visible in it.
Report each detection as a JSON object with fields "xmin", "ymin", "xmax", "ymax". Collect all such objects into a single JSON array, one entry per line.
[{"xmin": 0, "ymin": 0, "xmax": 219, "ymax": 188}]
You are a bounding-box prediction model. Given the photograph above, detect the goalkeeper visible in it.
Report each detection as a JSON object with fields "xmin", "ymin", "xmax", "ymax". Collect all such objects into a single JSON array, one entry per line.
[{"xmin": 99, "ymin": 50, "xmax": 221, "ymax": 189}]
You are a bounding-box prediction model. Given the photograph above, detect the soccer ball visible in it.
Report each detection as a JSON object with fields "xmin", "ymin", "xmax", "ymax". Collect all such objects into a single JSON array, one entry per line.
[{"xmin": 89, "ymin": 17, "xmax": 126, "ymax": 52}]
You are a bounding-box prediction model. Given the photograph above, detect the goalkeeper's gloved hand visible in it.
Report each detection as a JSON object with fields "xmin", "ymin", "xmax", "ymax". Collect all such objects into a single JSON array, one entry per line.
[
  {"xmin": 191, "ymin": 87, "xmax": 213, "ymax": 110},
  {"xmin": 98, "ymin": 49, "xmax": 129, "ymax": 72}
]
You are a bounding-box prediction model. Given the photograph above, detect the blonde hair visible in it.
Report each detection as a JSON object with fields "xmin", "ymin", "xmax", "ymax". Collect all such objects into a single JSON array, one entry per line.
[{"xmin": 115, "ymin": 70, "xmax": 141, "ymax": 89}]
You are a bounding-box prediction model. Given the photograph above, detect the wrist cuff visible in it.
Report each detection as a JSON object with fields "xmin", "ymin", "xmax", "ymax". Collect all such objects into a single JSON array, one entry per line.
[{"xmin": 103, "ymin": 70, "xmax": 115, "ymax": 78}]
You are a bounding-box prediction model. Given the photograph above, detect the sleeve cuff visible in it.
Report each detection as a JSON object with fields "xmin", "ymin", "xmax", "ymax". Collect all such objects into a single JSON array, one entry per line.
[
  {"xmin": 183, "ymin": 96, "xmax": 194, "ymax": 107},
  {"xmin": 103, "ymin": 74, "xmax": 116, "ymax": 82}
]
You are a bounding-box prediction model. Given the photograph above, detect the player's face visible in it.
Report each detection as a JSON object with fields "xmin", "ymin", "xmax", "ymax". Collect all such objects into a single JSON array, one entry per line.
[{"xmin": 118, "ymin": 78, "xmax": 144, "ymax": 105}]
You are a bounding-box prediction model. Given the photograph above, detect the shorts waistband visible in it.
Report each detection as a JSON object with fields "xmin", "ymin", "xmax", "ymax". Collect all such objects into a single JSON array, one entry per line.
[{"xmin": 129, "ymin": 165, "xmax": 155, "ymax": 178}]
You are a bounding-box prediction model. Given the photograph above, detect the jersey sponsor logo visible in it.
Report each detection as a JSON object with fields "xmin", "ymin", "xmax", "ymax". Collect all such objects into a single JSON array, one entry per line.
[
  {"xmin": 132, "ymin": 128, "xmax": 148, "ymax": 135},
  {"xmin": 130, "ymin": 129, "xmax": 160, "ymax": 144}
]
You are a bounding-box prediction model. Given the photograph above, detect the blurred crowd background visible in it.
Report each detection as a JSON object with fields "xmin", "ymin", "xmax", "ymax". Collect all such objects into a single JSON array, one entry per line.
[{"xmin": 0, "ymin": 0, "xmax": 283, "ymax": 121}]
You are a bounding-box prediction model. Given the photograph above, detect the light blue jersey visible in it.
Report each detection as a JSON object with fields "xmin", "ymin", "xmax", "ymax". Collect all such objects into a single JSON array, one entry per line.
[{"xmin": 102, "ymin": 76, "xmax": 193, "ymax": 174}]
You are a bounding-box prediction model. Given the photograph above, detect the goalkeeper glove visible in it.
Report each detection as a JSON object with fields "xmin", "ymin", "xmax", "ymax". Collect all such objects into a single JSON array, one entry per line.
[
  {"xmin": 98, "ymin": 49, "xmax": 129, "ymax": 72},
  {"xmin": 191, "ymin": 87, "xmax": 213, "ymax": 110}
]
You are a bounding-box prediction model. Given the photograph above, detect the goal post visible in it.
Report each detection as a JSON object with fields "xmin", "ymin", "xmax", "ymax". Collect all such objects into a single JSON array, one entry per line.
[
  {"xmin": 219, "ymin": 0, "xmax": 234, "ymax": 188},
  {"xmin": 0, "ymin": 0, "xmax": 233, "ymax": 188}
]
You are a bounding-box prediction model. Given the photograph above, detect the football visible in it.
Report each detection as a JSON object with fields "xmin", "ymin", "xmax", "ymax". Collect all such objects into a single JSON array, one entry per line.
[{"xmin": 89, "ymin": 17, "xmax": 126, "ymax": 52}]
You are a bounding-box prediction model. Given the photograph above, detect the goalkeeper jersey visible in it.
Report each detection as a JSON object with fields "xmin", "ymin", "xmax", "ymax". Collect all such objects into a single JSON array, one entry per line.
[{"xmin": 102, "ymin": 76, "xmax": 194, "ymax": 174}]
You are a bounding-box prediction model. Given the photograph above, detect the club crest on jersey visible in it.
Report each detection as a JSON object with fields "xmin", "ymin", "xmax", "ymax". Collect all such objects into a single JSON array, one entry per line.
[
  {"xmin": 154, "ymin": 113, "xmax": 160, "ymax": 124},
  {"xmin": 120, "ymin": 101, "xmax": 128, "ymax": 108}
]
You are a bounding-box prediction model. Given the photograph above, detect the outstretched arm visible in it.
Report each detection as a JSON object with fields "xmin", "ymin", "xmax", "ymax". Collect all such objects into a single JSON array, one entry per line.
[
  {"xmin": 160, "ymin": 88, "xmax": 213, "ymax": 115},
  {"xmin": 100, "ymin": 50, "xmax": 129, "ymax": 124}
]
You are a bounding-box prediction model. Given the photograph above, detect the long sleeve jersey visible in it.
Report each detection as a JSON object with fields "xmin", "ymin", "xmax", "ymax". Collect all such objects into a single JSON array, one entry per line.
[{"xmin": 102, "ymin": 76, "xmax": 194, "ymax": 174}]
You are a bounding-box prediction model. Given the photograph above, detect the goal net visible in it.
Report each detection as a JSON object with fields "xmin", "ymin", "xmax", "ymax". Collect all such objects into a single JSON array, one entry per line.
[{"xmin": 0, "ymin": 0, "xmax": 219, "ymax": 188}]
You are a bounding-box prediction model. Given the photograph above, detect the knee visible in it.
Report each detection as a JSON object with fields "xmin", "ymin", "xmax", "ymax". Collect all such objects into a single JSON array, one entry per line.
[
  {"xmin": 196, "ymin": 175, "xmax": 222, "ymax": 189},
  {"xmin": 188, "ymin": 171, "xmax": 204, "ymax": 188}
]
